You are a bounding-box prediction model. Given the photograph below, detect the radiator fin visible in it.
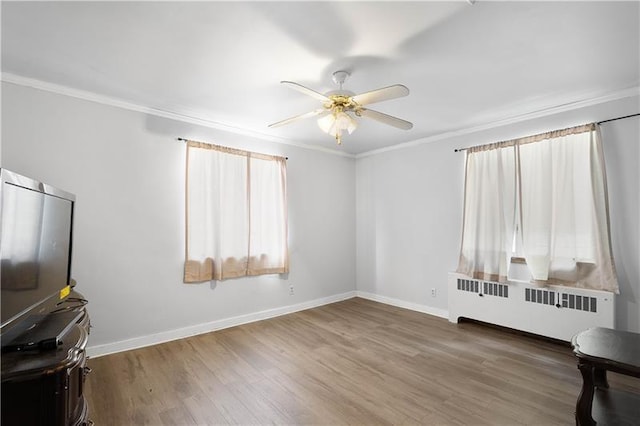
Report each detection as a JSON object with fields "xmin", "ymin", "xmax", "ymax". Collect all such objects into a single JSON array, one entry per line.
[
  {"xmin": 484, "ymin": 281, "xmax": 508, "ymax": 298},
  {"xmin": 457, "ymin": 278, "xmax": 479, "ymax": 293},
  {"xmin": 456, "ymin": 279, "xmax": 508, "ymax": 298},
  {"xmin": 561, "ymin": 292, "xmax": 597, "ymax": 313},
  {"xmin": 525, "ymin": 288, "xmax": 557, "ymax": 307},
  {"xmin": 525, "ymin": 288, "xmax": 597, "ymax": 313}
]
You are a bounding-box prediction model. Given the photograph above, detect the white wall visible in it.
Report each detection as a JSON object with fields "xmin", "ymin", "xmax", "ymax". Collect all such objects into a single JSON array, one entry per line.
[
  {"xmin": 356, "ymin": 95, "xmax": 640, "ymax": 333},
  {"xmin": 2, "ymin": 80, "xmax": 638, "ymax": 356},
  {"xmin": 601, "ymin": 115, "xmax": 640, "ymax": 332},
  {"xmin": 356, "ymin": 137, "xmax": 463, "ymax": 316},
  {"xmin": 1, "ymin": 82, "xmax": 356, "ymax": 354}
]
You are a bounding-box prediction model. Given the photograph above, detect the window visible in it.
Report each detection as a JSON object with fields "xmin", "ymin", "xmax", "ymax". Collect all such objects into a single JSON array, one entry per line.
[
  {"xmin": 184, "ymin": 141, "xmax": 288, "ymax": 282},
  {"xmin": 457, "ymin": 124, "xmax": 618, "ymax": 293}
]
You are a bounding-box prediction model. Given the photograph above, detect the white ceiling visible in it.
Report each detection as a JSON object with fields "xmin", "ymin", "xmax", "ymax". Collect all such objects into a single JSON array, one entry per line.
[{"xmin": 2, "ymin": 1, "xmax": 639, "ymax": 155}]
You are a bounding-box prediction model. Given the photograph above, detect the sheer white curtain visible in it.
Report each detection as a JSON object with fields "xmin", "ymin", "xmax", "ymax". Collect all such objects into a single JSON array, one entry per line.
[
  {"xmin": 457, "ymin": 143, "xmax": 517, "ymax": 282},
  {"xmin": 457, "ymin": 124, "xmax": 618, "ymax": 293},
  {"xmin": 248, "ymin": 155, "xmax": 289, "ymax": 274},
  {"xmin": 184, "ymin": 141, "xmax": 288, "ymax": 282},
  {"xmin": 517, "ymin": 126, "xmax": 617, "ymax": 292}
]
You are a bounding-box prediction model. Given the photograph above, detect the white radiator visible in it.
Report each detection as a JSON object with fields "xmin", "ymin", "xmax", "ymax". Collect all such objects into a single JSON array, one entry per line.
[{"xmin": 448, "ymin": 272, "xmax": 615, "ymax": 341}]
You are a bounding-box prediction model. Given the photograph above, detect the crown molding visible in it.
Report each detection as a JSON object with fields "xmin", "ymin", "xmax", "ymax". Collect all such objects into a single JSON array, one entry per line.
[
  {"xmin": 356, "ymin": 85, "xmax": 640, "ymax": 159},
  {"xmin": 4, "ymin": 72, "xmax": 636, "ymax": 161},
  {"xmin": 1, "ymin": 72, "xmax": 356, "ymax": 159}
]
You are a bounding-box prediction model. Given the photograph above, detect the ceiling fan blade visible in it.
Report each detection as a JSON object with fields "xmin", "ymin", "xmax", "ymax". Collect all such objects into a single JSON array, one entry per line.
[
  {"xmin": 269, "ymin": 108, "xmax": 327, "ymax": 128},
  {"xmin": 359, "ymin": 108, "xmax": 413, "ymax": 130},
  {"xmin": 281, "ymin": 81, "xmax": 330, "ymax": 102},
  {"xmin": 352, "ymin": 85, "xmax": 409, "ymax": 106}
]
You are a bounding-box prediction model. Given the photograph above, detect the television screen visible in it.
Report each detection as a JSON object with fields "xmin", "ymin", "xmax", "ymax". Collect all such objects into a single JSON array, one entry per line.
[{"xmin": 0, "ymin": 169, "xmax": 75, "ymax": 338}]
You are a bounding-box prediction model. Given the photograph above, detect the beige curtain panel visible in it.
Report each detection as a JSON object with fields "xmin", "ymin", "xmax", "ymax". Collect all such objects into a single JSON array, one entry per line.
[
  {"xmin": 184, "ymin": 141, "xmax": 289, "ymax": 282},
  {"xmin": 457, "ymin": 144, "xmax": 517, "ymax": 283},
  {"xmin": 457, "ymin": 123, "xmax": 618, "ymax": 293}
]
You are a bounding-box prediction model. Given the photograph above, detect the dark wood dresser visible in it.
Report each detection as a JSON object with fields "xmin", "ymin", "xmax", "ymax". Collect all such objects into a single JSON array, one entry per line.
[{"xmin": 1, "ymin": 292, "xmax": 91, "ymax": 426}]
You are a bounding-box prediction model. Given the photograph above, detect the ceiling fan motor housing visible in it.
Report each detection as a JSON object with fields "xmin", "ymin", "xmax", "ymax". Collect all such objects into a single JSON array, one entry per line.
[
  {"xmin": 326, "ymin": 71, "xmax": 355, "ymax": 100},
  {"xmin": 332, "ymin": 70, "xmax": 350, "ymax": 87}
]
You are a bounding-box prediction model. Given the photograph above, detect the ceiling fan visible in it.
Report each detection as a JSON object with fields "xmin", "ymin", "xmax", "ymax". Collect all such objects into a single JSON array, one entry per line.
[{"xmin": 269, "ymin": 71, "xmax": 413, "ymax": 145}]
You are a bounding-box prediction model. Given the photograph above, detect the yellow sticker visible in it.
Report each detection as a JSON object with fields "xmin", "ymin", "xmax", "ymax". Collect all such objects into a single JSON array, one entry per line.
[{"xmin": 60, "ymin": 285, "xmax": 71, "ymax": 299}]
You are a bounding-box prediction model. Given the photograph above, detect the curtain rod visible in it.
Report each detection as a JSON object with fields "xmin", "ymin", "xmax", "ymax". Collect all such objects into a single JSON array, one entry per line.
[
  {"xmin": 453, "ymin": 113, "xmax": 640, "ymax": 153},
  {"xmin": 177, "ymin": 137, "xmax": 288, "ymax": 160},
  {"xmin": 596, "ymin": 112, "xmax": 640, "ymax": 125}
]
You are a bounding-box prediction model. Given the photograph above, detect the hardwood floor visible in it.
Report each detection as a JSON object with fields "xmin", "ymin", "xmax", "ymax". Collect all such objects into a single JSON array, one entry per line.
[{"xmin": 85, "ymin": 298, "xmax": 639, "ymax": 425}]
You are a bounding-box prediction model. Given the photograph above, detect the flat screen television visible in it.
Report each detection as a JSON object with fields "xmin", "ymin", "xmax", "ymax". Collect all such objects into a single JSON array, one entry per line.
[{"xmin": 0, "ymin": 169, "xmax": 75, "ymax": 346}]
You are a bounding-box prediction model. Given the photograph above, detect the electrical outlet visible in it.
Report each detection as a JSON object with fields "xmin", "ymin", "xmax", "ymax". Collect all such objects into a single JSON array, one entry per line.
[
  {"xmin": 289, "ymin": 285, "xmax": 294, "ymax": 295},
  {"xmin": 431, "ymin": 288, "xmax": 437, "ymax": 297}
]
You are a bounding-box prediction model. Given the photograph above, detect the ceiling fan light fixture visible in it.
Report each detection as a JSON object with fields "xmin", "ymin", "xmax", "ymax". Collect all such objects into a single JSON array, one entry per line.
[
  {"xmin": 317, "ymin": 110, "xmax": 357, "ymax": 144},
  {"xmin": 317, "ymin": 113, "xmax": 334, "ymax": 134},
  {"xmin": 336, "ymin": 111, "xmax": 358, "ymax": 134}
]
